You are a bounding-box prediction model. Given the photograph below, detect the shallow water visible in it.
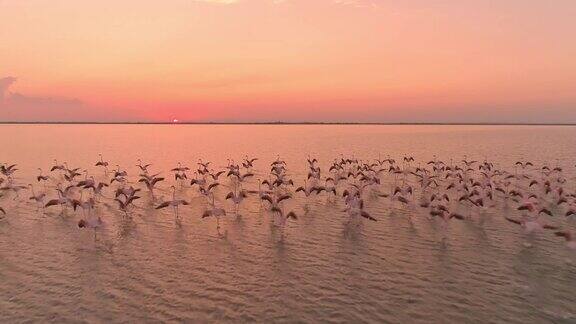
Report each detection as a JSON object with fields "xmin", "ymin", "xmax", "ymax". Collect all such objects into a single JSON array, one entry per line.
[{"xmin": 1, "ymin": 124, "xmax": 576, "ymax": 323}]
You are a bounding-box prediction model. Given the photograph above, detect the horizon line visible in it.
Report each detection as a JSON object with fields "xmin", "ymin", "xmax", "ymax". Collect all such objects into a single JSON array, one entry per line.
[{"xmin": 0, "ymin": 121, "xmax": 575, "ymax": 126}]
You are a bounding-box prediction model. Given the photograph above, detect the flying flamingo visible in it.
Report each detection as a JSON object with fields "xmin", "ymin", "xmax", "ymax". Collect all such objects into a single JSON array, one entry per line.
[
  {"xmin": 0, "ymin": 182, "xmax": 28, "ymax": 200},
  {"xmin": 95, "ymin": 154, "xmax": 109, "ymax": 175},
  {"xmin": 270, "ymin": 206, "xmax": 298, "ymax": 225},
  {"xmin": 138, "ymin": 174, "xmax": 164, "ymax": 195},
  {"xmin": 78, "ymin": 216, "xmax": 104, "ymax": 240},
  {"xmin": 37, "ymin": 168, "xmax": 50, "ymax": 189},
  {"xmin": 28, "ymin": 184, "xmax": 46, "ymax": 210},
  {"xmin": 202, "ymin": 195, "xmax": 227, "ymax": 235},
  {"xmin": 45, "ymin": 189, "xmax": 72, "ymax": 214},
  {"xmin": 114, "ymin": 194, "xmax": 140, "ymax": 217},
  {"xmin": 505, "ymin": 216, "xmax": 558, "ymax": 234},
  {"xmin": 136, "ymin": 159, "xmax": 152, "ymax": 174},
  {"xmin": 260, "ymin": 193, "xmax": 292, "ymax": 211},
  {"xmin": 295, "ymin": 180, "xmax": 324, "ymax": 197},
  {"xmin": 50, "ymin": 159, "xmax": 65, "ymax": 173},
  {"xmin": 555, "ymin": 231, "xmax": 576, "ymax": 250},
  {"xmin": 72, "ymin": 195, "xmax": 96, "ymax": 218},
  {"xmin": 0, "ymin": 163, "xmax": 17, "ymax": 175},
  {"xmin": 156, "ymin": 186, "xmax": 190, "ymax": 221},
  {"xmin": 199, "ymin": 182, "xmax": 220, "ymax": 199},
  {"xmin": 225, "ymin": 187, "xmax": 248, "ymax": 215}
]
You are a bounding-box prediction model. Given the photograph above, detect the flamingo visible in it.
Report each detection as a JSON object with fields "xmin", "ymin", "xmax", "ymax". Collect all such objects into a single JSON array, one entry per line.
[
  {"xmin": 505, "ymin": 216, "xmax": 558, "ymax": 234},
  {"xmin": 227, "ymin": 170, "xmax": 254, "ymax": 183},
  {"xmin": 225, "ymin": 187, "xmax": 248, "ymax": 215},
  {"xmin": 136, "ymin": 159, "xmax": 152, "ymax": 174},
  {"xmin": 0, "ymin": 163, "xmax": 17, "ymax": 178},
  {"xmin": 72, "ymin": 195, "xmax": 96, "ymax": 218},
  {"xmin": 78, "ymin": 216, "xmax": 104, "ymax": 240},
  {"xmin": 207, "ymin": 170, "xmax": 226, "ymax": 181},
  {"xmin": 138, "ymin": 174, "xmax": 164, "ymax": 194},
  {"xmin": 429, "ymin": 209, "xmax": 465, "ymax": 223},
  {"xmin": 155, "ymin": 186, "xmax": 190, "ymax": 220},
  {"xmin": 36, "ymin": 168, "xmax": 50, "ymax": 184},
  {"xmin": 555, "ymin": 231, "xmax": 576, "ymax": 250},
  {"xmin": 248, "ymin": 180, "xmax": 273, "ymax": 207},
  {"xmin": 115, "ymin": 186, "xmax": 141, "ymax": 200},
  {"xmin": 342, "ymin": 191, "xmax": 376, "ymax": 224},
  {"xmin": 242, "ymin": 156, "xmax": 258, "ymax": 169},
  {"xmin": 199, "ymin": 182, "xmax": 220, "ymax": 198},
  {"xmin": 76, "ymin": 175, "xmax": 96, "ymax": 189},
  {"xmin": 45, "ymin": 189, "xmax": 72, "ymax": 213},
  {"xmin": 0, "ymin": 183, "xmax": 28, "ymax": 200},
  {"xmin": 28, "ymin": 184, "xmax": 46, "ymax": 209},
  {"xmin": 260, "ymin": 193, "xmax": 292, "ymax": 210},
  {"xmin": 295, "ymin": 180, "xmax": 324, "ymax": 197},
  {"xmin": 50, "ymin": 159, "xmax": 65, "ymax": 172},
  {"xmin": 95, "ymin": 154, "xmax": 109, "ymax": 175},
  {"xmin": 113, "ymin": 165, "xmax": 128, "ymax": 178},
  {"xmin": 198, "ymin": 159, "xmax": 211, "ymax": 170},
  {"xmin": 189, "ymin": 172, "xmax": 206, "ymax": 187},
  {"xmin": 202, "ymin": 195, "xmax": 227, "ymax": 234},
  {"xmin": 110, "ymin": 175, "xmax": 127, "ymax": 184},
  {"xmin": 270, "ymin": 206, "xmax": 298, "ymax": 225},
  {"xmin": 114, "ymin": 194, "xmax": 140, "ymax": 216},
  {"xmin": 171, "ymin": 162, "xmax": 190, "ymax": 173}
]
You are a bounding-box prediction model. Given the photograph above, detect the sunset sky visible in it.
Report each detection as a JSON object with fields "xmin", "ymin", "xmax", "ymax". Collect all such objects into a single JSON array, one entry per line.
[{"xmin": 1, "ymin": 0, "xmax": 575, "ymax": 123}]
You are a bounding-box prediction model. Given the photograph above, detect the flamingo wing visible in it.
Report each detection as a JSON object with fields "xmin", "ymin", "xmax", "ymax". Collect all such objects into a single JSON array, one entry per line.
[
  {"xmin": 155, "ymin": 201, "xmax": 171, "ymax": 209},
  {"xmin": 360, "ymin": 211, "xmax": 377, "ymax": 221}
]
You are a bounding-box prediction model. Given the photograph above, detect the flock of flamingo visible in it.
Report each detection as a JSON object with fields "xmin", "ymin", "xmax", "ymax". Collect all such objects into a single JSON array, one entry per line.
[{"xmin": 1, "ymin": 154, "xmax": 575, "ymax": 249}]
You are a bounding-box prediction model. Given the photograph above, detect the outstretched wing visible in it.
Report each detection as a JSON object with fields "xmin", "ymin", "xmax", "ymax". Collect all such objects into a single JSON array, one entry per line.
[
  {"xmin": 505, "ymin": 217, "xmax": 522, "ymax": 225},
  {"xmin": 260, "ymin": 194, "xmax": 274, "ymax": 205},
  {"xmin": 286, "ymin": 211, "xmax": 298, "ymax": 220},
  {"xmin": 360, "ymin": 211, "xmax": 377, "ymax": 221},
  {"xmin": 45, "ymin": 199, "xmax": 62, "ymax": 207},
  {"xmin": 155, "ymin": 201, "xmax": 171, "ymax": 209},
  {"xmin": 277, "ymin": 194, "xmax": 292, "ymax": 204}
]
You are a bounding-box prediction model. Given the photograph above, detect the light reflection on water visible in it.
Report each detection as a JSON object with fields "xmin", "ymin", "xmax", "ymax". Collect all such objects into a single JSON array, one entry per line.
[{"xmin": 1, "ymin": 125, "xmax": 576, "ymax": 323}]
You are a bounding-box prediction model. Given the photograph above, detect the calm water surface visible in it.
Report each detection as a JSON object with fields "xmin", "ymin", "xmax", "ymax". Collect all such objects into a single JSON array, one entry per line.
[{"xmin": 1, "ymin": 125, "xmax": 576, "ymax": 323}]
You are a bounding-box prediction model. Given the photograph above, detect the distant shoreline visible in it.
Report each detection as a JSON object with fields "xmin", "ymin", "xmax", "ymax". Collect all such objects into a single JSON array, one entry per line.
[{"xmin": 0, "ymin": 121, "xmax": 575, "ymax": 126}]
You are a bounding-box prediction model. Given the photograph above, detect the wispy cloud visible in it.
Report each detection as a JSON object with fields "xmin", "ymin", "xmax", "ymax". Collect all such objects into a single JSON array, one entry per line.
[
  {"xmin": 0, "ymin": 77, "xmax": 82, "ymax": 107},
  {"xmin": 7, "ymin": 92, "xmax": 83, "ymax": 107},
  {"xmin": 188, "ymin": 75, "xmax": 271, "ymax": 89},
  {"xmin": 0, "ymin": 76, "xmax": 17, "ymax": 101},
  {"xmin": 0, "ymin": 77, "xmax": 137, "ymax": 122}
]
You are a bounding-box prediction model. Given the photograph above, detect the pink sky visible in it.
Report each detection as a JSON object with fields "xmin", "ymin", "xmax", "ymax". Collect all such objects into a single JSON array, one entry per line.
[{"xmin": 1, "ymin": 0, "xmax": 575, "ymax": 123}]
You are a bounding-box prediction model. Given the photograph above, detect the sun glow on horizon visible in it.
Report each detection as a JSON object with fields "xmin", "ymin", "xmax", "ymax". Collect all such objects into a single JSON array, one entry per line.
[{"xmin": 1, "ymin": 0, "xmax": 575, "ymax": 123}]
